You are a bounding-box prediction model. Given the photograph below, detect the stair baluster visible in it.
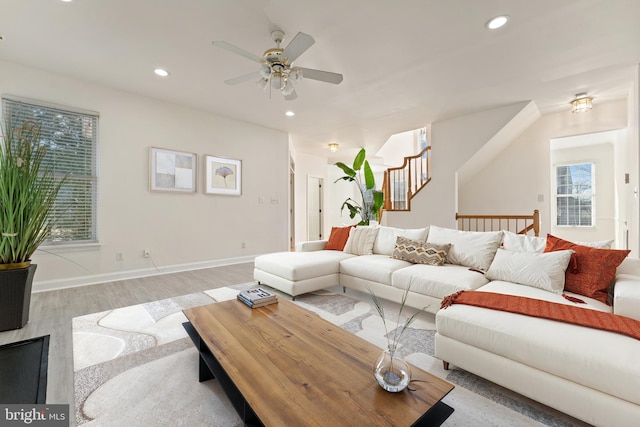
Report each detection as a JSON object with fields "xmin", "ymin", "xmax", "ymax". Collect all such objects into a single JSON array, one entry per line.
[{"xmin": 383, "ymin": 146, "xmax": 431, "ymax": 211}]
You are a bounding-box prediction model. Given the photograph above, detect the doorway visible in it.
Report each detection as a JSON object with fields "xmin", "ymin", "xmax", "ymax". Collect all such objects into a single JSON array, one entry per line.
[
  {"xmin": 290, "ymin": 157, "xmax": 295, "ymax": 251},
  {"xmin": 307, "ymin": 176, "xmax": 323, "ymax": 240},
  {"xmin": 550, "ymin": 129, "xmax": 627, "ymax": 249}
]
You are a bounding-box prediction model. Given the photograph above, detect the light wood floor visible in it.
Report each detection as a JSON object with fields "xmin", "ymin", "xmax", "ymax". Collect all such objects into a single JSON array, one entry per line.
[{"xmin": 0, "ymin": 261, "xmax": 255, "ymax": 422}]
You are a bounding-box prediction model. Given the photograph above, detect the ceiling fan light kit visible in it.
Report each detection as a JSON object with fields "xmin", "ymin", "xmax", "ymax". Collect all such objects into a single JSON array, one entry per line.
[{"xmin": 213, "ymin": 30, "xmax": 343, "ymax": 100}]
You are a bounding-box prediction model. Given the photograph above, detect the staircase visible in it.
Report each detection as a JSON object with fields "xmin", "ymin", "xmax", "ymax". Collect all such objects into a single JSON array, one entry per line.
[{"xmin": 382, "ymin": 145, "xmax": 431, "ymax": 211}]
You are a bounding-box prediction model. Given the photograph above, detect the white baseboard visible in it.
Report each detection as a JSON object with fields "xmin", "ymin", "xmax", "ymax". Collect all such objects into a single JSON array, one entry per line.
[{"xmin": 32, "ymin": 255, "xmax": 256, "ymax": 293}]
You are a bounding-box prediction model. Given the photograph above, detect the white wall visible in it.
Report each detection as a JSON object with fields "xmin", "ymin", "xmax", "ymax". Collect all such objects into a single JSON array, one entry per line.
[
  {"xmin": 549, "ymin": 140, "xmax": 617, "ymax": 244},
  {"xmin": 297, "ymin": 94, "xmax": 638, "ymax": 253},
  {"xmin": 628, "ymin": 65, "xmax": 640, "ymax": 254},
  {"xmin": 0, "ymin": 60, "xmax": 290, "ymax": 290},
  {"xmin": 458, "ymin": 99, "xmax": 629, "ymax": 242},
  {"xmin": 292, "ymin": 151, "xmax": 331, "ymax": 244},
  {"xmin": 297, "ymin": 74, "xmax": 640, "ymax": 251},
  {"xmin": 375, "ymin": 129, "xmax": 419, "ymax": 167},
  {"xmin": 385, "ymin": 102, "xmax": 533, "ymax": 229}
]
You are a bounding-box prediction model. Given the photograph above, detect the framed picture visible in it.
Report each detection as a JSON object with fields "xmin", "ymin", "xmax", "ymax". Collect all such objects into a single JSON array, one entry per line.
[
  {"xmin": 149, "ymin": 147, "xmax": 197, "ymax": 193},
  {"xmin": 204, "ymin": 155, "xmax": 242, "ymax": 195}
]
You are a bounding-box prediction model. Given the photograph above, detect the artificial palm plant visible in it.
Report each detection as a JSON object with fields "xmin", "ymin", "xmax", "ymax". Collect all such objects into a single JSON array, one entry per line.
[
  {"xmin": 334, "ymin": 148, "xmax": 384, "ymax": 225},
  {"xmin": 0, "ymin": 119, "xmax": 64, "ymax": 267}
]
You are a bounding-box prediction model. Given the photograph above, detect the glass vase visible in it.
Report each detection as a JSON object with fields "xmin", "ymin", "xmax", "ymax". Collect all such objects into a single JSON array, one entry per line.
[{"xmin": 373, "ymin": 346, "xmax": 411, "ymax": 392}]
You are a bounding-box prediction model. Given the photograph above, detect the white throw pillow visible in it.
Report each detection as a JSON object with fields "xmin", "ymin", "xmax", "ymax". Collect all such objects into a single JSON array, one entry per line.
[
  {"xmin": 485, "ymin": 248, "xmax": 574, "ymax": 294},
  {"xmin": 501, "ymin": 230, "xmax": 546, "ymax": 253},
  {"xmin": 575, "ymin": 239, "xmax": 614, "ymax": 249},
  {"xmin": 343, "ymin": 226, "xmax": 379, "ymax": 255},
  {"xmin": 427, "ymin": 225, "xmax": 502, "ymax": 271},
  {"xmin": 373, "ymin": 226, "xmax": 429, "ymax": 255}
]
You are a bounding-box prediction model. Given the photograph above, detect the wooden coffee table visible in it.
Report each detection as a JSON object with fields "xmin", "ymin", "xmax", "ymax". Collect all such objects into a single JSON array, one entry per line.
[{"xmin": 183, "ymin": 298, "xmax": 454, "ymax": 426}]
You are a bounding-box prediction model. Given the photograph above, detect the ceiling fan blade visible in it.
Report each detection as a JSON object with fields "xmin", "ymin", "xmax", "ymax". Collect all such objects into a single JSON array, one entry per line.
[
  {"xmin": 282, "ymin": 32, "xmax": 315, "ymax": 63},
  {"xmin": 212, "ymin": 40, "xmax": 262, "ymax": 63},
  {"xmin": 284, "ymin": 87, "xmax": 298, "ymax": 101},
  {"xmin": 297, "ymin": 67, "xmax": 343, "ymax": 84},
  {"xmin": 224, "ymin": 71, "xmax": 260, "ymax": 85}
]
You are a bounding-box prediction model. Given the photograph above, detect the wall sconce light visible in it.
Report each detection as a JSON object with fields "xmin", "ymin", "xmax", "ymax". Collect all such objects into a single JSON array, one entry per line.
[
  {"xmin": 328, "ymin": 143, "xmax": 339, "ymax": 152},
  {"xmin": 570, "ymin": 93, "xmax": 593, "ymax": 113}
]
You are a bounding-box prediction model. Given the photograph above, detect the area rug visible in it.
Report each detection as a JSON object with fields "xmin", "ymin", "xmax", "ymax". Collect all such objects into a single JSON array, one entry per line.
[
  {"xmin": 72, "ymin": 283, "xmax": 588, "ymax": 427},
  {"xmin": 0, "ymin": 335, "xmax": 49, "ymax": 403}
]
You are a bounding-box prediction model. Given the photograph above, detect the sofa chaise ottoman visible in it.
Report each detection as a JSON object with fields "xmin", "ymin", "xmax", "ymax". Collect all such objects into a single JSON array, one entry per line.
[{"xmin": 254, "ymin": 239, "xmax": 355, "ymax": 299}]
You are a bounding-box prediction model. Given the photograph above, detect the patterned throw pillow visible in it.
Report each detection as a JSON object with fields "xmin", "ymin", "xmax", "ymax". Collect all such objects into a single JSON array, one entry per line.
[
  {"xmin": 544, "ymin": 234, "xmax": 630, "ymax": 304},
  {"xmin": 392, "ymin": 236, "xmax": 451, "ymax": 266}
]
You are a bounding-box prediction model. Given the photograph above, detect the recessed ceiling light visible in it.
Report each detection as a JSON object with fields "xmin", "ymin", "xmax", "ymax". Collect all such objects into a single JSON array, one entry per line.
[
  {"xmin": 486, "ymin": 15, "xmax": 509, "ymax": 30},
  {"xmin": 60, "ymin": 0, "xmax": 73, "ymax": 2},
  {"xmin": 154, "ymin": 68, "xmax": 170, "ymax": 77},
  {"xmin": 285, "ymin": 111, "xmax": 295, "ymax": 117}
]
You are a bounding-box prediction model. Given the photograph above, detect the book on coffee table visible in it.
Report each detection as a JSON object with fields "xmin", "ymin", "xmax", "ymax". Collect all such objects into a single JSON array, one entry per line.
[
  {"xmin": 237, "ymin": 288, "xmax": 278, "ymax": 308},
  {"xmin": 237, "ymin": 294, "xmax": 278, "ymax": 308}
]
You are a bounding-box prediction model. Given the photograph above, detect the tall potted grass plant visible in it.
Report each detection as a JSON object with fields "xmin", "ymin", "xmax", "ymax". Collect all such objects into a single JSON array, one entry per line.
[{"xmin": 0, "ymin": 119, "xmax": 64, "ymax": 331}]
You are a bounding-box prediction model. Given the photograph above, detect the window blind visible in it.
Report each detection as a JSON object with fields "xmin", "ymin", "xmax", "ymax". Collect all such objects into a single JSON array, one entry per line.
[{"xmin": 2, "ymin": 97, "xmax": 98, "ymax": 244}]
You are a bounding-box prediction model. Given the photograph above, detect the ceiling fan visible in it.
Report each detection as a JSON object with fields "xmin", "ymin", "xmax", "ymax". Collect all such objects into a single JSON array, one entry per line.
[{"xmin": 213, "ymin": 30, "xmax": 343, "ymax": 100}]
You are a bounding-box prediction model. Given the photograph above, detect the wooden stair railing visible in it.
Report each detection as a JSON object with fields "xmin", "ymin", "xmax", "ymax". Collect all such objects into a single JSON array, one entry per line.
[
  {"xmin": 456, "ymin": 210, "xmax": 540, "ymax": 236},
  {"xmin": 383, "ymin": 146, "xmax": 431, "ymax": 211}
]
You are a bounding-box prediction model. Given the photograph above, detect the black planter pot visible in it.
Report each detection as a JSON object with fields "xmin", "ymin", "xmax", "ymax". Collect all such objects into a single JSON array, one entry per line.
[{"xmin": 0, "ymin": 264, "xmax": 37, "ymax": 332}]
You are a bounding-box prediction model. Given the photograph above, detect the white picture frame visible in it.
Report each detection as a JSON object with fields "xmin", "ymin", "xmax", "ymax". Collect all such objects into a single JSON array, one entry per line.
[{"xmin": 204, "ymin": 155, "xmax": 242, "ymax": 196}]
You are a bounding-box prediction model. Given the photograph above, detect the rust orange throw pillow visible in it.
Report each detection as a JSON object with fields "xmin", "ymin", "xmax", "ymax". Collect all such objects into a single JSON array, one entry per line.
[
  {"xmin": 325, "ymin": 226, "xmax": 355, "ymax": 250},
  {"xmin": 544, "ymin": 234, "xmax": 629, "ymax": 304}
]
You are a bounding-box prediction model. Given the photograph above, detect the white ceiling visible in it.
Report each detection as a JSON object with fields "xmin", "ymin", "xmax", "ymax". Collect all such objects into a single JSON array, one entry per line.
[{"xmin": 1, "ymin": 0, "xmax": 639, "ymax": 161}]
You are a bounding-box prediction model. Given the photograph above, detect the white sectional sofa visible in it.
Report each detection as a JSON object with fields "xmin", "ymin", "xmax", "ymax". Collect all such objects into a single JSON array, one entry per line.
[
  {"xmin": 253, "ymin": 224, "xmax": 640, "ymax": 427},
  {"xmin": 255, "ymin": 225, "xmax": 501, "ymax": 312}
]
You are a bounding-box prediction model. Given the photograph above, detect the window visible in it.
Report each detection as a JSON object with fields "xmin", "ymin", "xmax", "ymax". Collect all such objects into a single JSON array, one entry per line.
[
  {"xmin": 555, "ymin": 162, "xmax": 594, "ymax": 227},
  {"xmin": 2, "ymin": 97, "xmax": 98, "ymax": 244}
]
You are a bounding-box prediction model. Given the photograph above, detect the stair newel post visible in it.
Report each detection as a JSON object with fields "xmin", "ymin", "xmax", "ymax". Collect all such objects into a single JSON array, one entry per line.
[{"xmin": 533, "ymin": 209, "xmax": 540, "ymax": 236}]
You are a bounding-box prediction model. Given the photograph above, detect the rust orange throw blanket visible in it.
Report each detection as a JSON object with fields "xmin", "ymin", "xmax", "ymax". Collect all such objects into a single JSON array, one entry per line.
[{"xmin": 441, "ymin": 291, "xmax": 640, "ymax": 341}]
